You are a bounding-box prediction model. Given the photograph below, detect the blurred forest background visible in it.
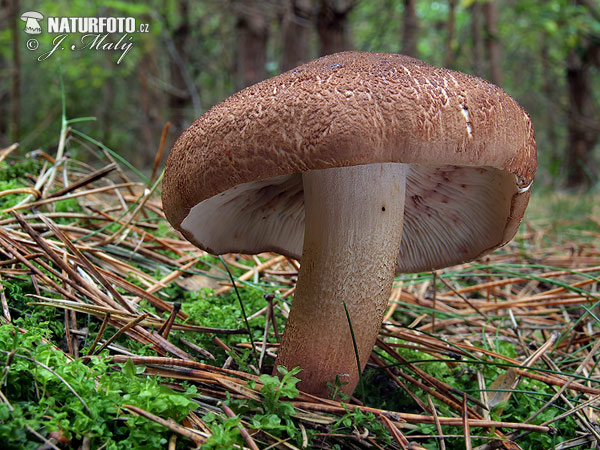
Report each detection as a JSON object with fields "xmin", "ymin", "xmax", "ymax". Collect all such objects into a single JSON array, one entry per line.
[{"xmin": 1, "ymin": 0, "xmax": 599, "ymax": 189}]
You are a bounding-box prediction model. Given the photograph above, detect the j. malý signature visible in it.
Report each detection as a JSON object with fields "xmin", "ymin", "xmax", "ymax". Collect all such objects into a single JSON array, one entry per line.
[{"xmin": 39, "ymin": 33, "xmax": 133, "ymax": 65}]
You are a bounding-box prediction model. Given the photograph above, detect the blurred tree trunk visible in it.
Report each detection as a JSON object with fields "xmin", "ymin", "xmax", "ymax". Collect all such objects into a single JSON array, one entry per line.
[
  {"xmin": 0, "ymin": 1, "xmax": 8, "ymax": 146},
  {"xmin": 168, "ymin": 0, "xmax": 191, "ymax": 134},
  {"xmin": 564, "ymin": 0, "xmax": 600, "ymax": 188},
  {"xmin": 541, "ymin": 41, "xmax": 559, "ymax": 174},
  {"xmin": 444, "ymin": 0, "xmax": 456, "ymax": 67},
  {"xmin": 401, "ymin": 0, "xmax": 419, "ymax": 57},
  {"xmin": 100, "ymin": 57, "xmax": 114, "ymax": 145},
  {"xmin": 280, "ymin": 0, "xmax": 312, "ymax": 71},
  {"xmin": 483, "ymin": 0, "xmax": 502, "ymax": 85},
  {"xmin": 470, "ymin": 1, "xmax": 484, "ymax": 77},
  {"xmin": 8, "ymin": 0, "xmax": 20, "ymax": 142},
  {"xmin": 139, "ymin": 71, "xmax": 156, "ymax": 164},
  {"xmin": 235, "ymin": 0, "xmax": 269, "ymax": 88},
  {"xmin": 316, "ymin": 0, "xmax": 355, "ymax": 56},
  {"xmin": 138, "ymin": 50, "xmax": 166, "ymax": 167},
  {"xmin": 565, "ymin": 46, "xmax": 599, "ymax": 187}
]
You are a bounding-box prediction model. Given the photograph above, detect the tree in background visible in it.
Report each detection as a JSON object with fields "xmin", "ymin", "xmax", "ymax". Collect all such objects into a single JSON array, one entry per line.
[
  {"xmin": 166, "ymin": 0, "xmax": 192, "ymax": 134},
  {"xmin": 0, "ymin": 2, "xmax": 9, "ymax": 147},
  {"xmin": 138, "ymin": 47, "xmax": 165, "ymax": 167},
  {"xmin": 483, "ymin": 0, "xmax": 502, "ymax": 85},
  {"xmin": 444, "ymin": 0, "xmax": 457, "ymax": 68},
  {"xmin": 280, "ymin": 0, "xmax": 313, "ymax": 71},
  {"xmin": 470, "ymin": 1, "xmax": 485, "ymax": 77},
  {"xmin": 402, "ymin": 0, "xmax": 419, "ymax": 57},
  {"xmin": 7, "ymin": 0, "xmax": 20, "ymax": 143},
  {"xmin": 565, "ymin": 0, "xmax": 600, "ymax": 187},
  {"xmin": 235, "ymin": 0, "xmax": 270, "ymax": 88},
  {"xmin": 316, "ymin": 0, "xmax": 356, "ymax": 55}
]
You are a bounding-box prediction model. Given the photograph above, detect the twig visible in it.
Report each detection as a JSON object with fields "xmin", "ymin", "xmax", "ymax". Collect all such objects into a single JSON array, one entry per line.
[
  {"xmin": 428, "ymin": 396, "xmax": 446, "ymax": 450},
  {"xmin": 0, "ymin": 271, "xmax": 11, "ymax": 323},
  {"xmin": 158, "ymin": 303, "xmax": 181, "ymax": 339},
  {"xmin": 150, "ymin": 122, "xmax": 170, "ymax": 184},
  {"xmin": 222, "ymin": 403, "xmax": 259, "ymax": 450},
  {"xmin": 88, "ymin": 313, "xmax": 111, "ymax": 356},
  {"xmin": 463, "ymin": 394, "xmax": 472, "ymax": 450},
  {"xmin": 214, "ymin": 255, "xmax": 286, "ymax": 295},
  {"xmin": 291, "ymin": 401, "xmax": 550, "ymax": 432},
  {"xmin": 380, "ymin": 413, "xmax": 410, "ymax": 449},
  {"xmin": 93, "ymin": 314, "xmax": 148, "ymax": 355},
  {"xmin": 122, "ymin": 404, "xmax": 205, "ymax": 445},
  {"xmin": 48, "ymin": 163, "xmax": 117, "ymax": 198}
]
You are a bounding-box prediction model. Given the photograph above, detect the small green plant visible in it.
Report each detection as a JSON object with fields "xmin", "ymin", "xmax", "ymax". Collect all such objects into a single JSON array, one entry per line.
[
  {"xmin": 247, "ymin": 366, "xmax": 301, "ymax": 438},
  {"xmin": 202, "ymin": 411, "xmax": 242, "ymax": 449},
  {"xmin": 204, "ymin": 366, "xmax": 305, "ymax": 447},
  {"xmin": 331, "ymin": 405, "xmax": 391, "ymax": 445},
  {"xmin": 327, "ymin": 374, "xmax": 350, "ymax": 401},
  {"xmin": 256, "ymin": 366, "xmax": 301, "ymax": 414}
]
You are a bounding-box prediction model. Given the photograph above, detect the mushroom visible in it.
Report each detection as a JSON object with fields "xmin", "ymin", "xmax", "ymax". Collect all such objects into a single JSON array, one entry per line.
[
  {"xmin": 20, "ymin": 11, "xmax": 43, "ymax": 34},
  {"xmin": 162, "ymin": 52, "xmax": 537, "ymax": 397}
]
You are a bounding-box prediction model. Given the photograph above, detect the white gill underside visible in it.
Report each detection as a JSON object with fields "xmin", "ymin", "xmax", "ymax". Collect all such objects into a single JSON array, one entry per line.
[{"xmin": 181, "ymin": 163, "xmax": 518, "ymax": 272}]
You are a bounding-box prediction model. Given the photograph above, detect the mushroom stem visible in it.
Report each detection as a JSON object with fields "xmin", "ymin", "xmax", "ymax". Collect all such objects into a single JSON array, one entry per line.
[{"xmin": 275, "ymin": 162, "xmax": 407, "ymax": 397}]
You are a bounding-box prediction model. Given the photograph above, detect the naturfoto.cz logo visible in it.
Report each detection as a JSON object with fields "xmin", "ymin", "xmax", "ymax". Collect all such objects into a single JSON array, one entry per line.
[
  {"xmin": 22, "ymin": 11, "xmax": 150, "ymax": 64},
  {"xmin": 21, "ymin": 11, "xmax": 43, "ymax": 34}
]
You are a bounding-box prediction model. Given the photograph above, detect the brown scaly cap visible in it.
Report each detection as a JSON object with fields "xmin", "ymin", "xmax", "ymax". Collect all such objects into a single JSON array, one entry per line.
[{"xmin": 163, "ymin": 51, "xmax": 536, "ymax": 272}]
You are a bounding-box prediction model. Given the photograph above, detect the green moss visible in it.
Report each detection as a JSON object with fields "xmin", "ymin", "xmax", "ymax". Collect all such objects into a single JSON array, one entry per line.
[
  {"xmin": 0, "ymin": 180, "xmax": 28, "ymax": 211},
  {"xmin": 0, "ymin": 324, "xmax": 197, "ymax": 449}
]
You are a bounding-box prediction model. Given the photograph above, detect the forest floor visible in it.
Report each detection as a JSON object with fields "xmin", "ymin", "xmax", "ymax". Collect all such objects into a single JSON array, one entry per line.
[{"xmin": 0, "ymin": 138, "xmax": 599, "ymax": 450}]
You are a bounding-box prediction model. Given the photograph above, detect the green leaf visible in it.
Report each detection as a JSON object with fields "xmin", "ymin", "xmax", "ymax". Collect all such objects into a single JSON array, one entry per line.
[{"xmin": 121, "ymin": 359, "xmax": 137, "ymax": 379}]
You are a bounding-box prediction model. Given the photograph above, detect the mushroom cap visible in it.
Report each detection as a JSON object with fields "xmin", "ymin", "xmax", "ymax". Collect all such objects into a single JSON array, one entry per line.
[
  {"xmin": 21, "ymin": 11, "xmax": 43, "ymax": 20},
  {"xmin": 163, "ymin": 51, "xmax": 536, "ymax": 273}
]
